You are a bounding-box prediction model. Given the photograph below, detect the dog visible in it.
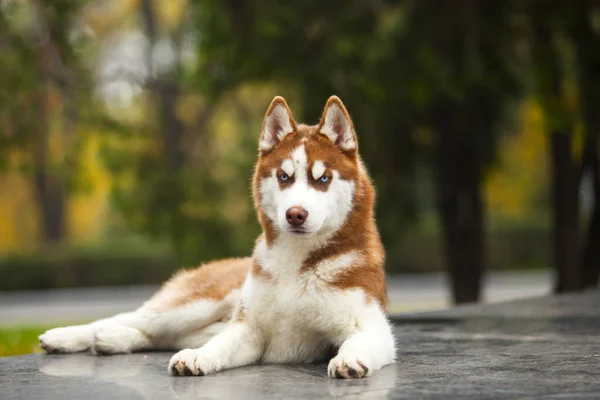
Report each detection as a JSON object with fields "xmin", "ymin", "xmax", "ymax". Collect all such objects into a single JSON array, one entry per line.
[{"xmin": 39, "ymin": 96, "xmax": 396, "ymax": 379}]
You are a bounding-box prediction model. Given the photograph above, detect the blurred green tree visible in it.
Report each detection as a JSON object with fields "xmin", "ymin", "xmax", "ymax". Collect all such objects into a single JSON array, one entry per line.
[
  {"xmin": 97, "ymin": 0, "xmax": 252, "ymax": 266},
  {"xmin": 0, "ymin": 0, "xmax": 87, "ymax": 243},
  {"xmin": 193, "ymin": 0, "xmax": 523, "ymax": 303},
  {"xmin": 1, "ymin": 0, "xmax": 597, "ymax": 298}
]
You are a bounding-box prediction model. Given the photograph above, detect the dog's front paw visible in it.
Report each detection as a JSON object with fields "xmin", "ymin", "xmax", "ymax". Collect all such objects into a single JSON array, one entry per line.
[
  {"xmin": 169, "ymin": 349, "xmax": 216, "ymax": 376},
  {"xmin": 328, "ymin": 354, "xmax": 371, "ymax": 379},
  {"xmin": 39, "ymin": 326, "xmax": 94, "ymax": 354}
]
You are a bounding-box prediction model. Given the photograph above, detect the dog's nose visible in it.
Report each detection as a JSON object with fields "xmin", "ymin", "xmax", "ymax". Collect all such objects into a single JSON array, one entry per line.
[{"xmin": 286, "ymin": 207, "xmax": 308, "ymax": 227}]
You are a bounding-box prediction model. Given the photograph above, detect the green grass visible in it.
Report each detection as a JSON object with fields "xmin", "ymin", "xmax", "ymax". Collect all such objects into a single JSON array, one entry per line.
[{"xmin": 0, "ymin": 326, "xmax": 49, "ymax": 357}]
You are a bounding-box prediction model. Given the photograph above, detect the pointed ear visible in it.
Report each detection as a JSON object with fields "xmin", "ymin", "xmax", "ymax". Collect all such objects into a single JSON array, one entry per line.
[
  {"xmin": 317, "ymin": 96, "xmax": 357, "ymax": 152},
  {"xmin": 259, "ymin": 96, "xmax": 297, "ymax": 152}
]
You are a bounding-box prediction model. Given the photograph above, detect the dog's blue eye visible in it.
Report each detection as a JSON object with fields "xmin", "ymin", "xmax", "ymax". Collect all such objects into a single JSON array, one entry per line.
[
  {"xmin": 319, "ymin": 176, "xmax": 330, "ymax": 183},
  {"xmin": 279, "ymin": 173, "xmax": 289, "ymax": 182}
]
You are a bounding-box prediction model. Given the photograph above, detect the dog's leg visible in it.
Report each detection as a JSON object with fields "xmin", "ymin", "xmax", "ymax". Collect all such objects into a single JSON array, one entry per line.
[
  {"xmin": 169, "ymin": 322, "xmax": 263, "ymax": 376},
  {"xmin": 327, "ymin": 305, "xmax": 396, "ymax": 379},
  {"xmin": 40, "ymin": 259, "xmax": 247, "ymax": 355},
  {"xmin": 170, "ymin": 322, "xmax": 229, "ymax": 349},
  {"xmin": 92, "ymin": 324, "xmax": 153, "ymax": 355},
  {"xmin": 93, "ymin": 320, "xmax": 229, "ymax": 355},
  {"xmin": 39, "ymin": 324, "xmax": 95, "ymax": 354},
  {"xmin": 40, "ymin": 296, "xmax": 236, "ymax": 355},
  {"xmin": 39, "ymin": 311, "xmax": 150, "ymax": 354}
]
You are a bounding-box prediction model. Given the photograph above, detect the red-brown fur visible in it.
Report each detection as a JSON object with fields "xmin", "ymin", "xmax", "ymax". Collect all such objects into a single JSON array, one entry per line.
[
  {"xmin": 252, "ymin": 97, "xmax": 387, "ymax": 309},
  {"xmin": 151, "ymin": 97, "xmax": 386, "ymax": 312},
  {"xmin": 146, "ymin": 257, "xmax": 250, "ymax": 312}
]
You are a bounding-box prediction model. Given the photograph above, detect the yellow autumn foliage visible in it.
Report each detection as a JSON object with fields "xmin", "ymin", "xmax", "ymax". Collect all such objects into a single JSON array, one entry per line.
[
  {"xmin": 485, "ymin": 99, "xmax": 548, "ymax": 222},
  {"xmin": 0, "ymin": 133, "xmax": 111, "ymax": 251},
  {"xmin": 67, "ymin": 134, "xmax": 111, "ymax": 244},
  {"xmin": 0, "ymin": 172, "xmax": 38, "ymax": 251}
]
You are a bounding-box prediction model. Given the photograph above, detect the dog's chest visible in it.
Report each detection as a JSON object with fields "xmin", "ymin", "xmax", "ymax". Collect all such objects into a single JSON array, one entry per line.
[
  {"xmin": 246, "ymin": 272, "xmax": 357, "ymax": 363},
  {"xmin": 246, "ymin": 240, "xmax": 363, "ymax": 362}
]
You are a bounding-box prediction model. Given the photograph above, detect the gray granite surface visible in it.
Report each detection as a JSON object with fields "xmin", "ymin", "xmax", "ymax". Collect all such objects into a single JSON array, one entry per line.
[{"xmin": 1, "ymin": 290, "xmax": 600, "ymax": 399}]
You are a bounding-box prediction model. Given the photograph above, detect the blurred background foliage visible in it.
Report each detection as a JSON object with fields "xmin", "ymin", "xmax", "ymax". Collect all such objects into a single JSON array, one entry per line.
[{"xmin": 0, "ymin": 0, "xmax": 598, "ymax": 303}]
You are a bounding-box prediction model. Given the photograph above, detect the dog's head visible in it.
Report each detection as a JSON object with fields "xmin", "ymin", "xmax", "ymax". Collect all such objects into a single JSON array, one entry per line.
[{"xmin": 253, "ymin": 96, "xmax": 371, "ymax": 241}]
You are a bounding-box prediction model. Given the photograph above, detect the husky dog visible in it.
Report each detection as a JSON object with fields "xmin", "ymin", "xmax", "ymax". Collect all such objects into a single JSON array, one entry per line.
[{"xmin": 39, "ymin": 96, "xmax": 396, "ymax": 379}]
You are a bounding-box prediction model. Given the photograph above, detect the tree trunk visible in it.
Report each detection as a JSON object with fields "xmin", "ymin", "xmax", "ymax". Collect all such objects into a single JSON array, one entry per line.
[
  {"xmin": 550, "ymin": 131, "xmax": 581, "ymax": 292},
  {"xmin": 31, "ymin": 3, "xmax": 68, "ymax": 244},
  {"xmin": 156, "ymin": 80, "xmax": 185, "ymax": 172},
  {"xmin": 426, "ymin": 1, "xmax": 487, "ymax": 304},
  {"xmin": 140, "ymin": 0, "xmax": 185, "ymax": 173},
  {"xmin": 532, "ymin": 14, "xmax": 581, "ymax": 292},
  {"xmin": 433, "ymin": 103, "xmax": 485, "ymax": 304},
  {"xmin": 581, "ymin": 140, "xmax": 600, "ymax": 287},
  {"xmin": 33, "ymin": 171, "xmax": 67, "ymax": 242},
  {"xmin": 32, "ymin": 77, "xmax": 67, "ymax": 243},
  {"xmin": 571, "ymin": 0, "xmax": 600, "ymax": 288}
]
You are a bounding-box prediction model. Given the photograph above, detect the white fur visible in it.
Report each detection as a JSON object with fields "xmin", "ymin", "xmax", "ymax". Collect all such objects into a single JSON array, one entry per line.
[
  {"xmin": 93, "ymin": 326, "xmax": 152, "ymax": 355},
  {"xmin": 169, "ymin": 241, "xmax": 396, "ymax": 376},
  {"xmin": 169, "ymin": 141, "xmax": 395, "ymax": 378},
  {"xmin": 327, "ymin": 301, "xmax": 396, "ymax": 378},
  {"xmin": 320, "ymin": 103, "xmax": 356, "ymax": 150},
  {"xmin": 281, "ymin": 159, "xmax": 294, "ymax": 176},
  {"xmin": 259, "ymin": 145, "xmax": 355, "ymax": 237},
  {"xmin": 259, "ymin": 103, "xmax": 294, "ymax": 151},
  {"xmin": 311, "ymin": 160, "xmax": 326, "ymax": 180},
  {"xmin": 39, "ymin": 325, "xmax": 95, "ymax": 353},
  {"xmin": 39, "ymin": 290, "xmax": 241, "ymax": 354},
  {"xmin": 311, "ymin": 250, "xmax": 362, "ymax": 282}
]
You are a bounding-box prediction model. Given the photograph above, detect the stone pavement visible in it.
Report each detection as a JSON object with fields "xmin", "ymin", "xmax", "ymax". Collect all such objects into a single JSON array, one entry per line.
[{"xmin": 1, "ymin": 290, "xmax": 599, "ymax": 399}]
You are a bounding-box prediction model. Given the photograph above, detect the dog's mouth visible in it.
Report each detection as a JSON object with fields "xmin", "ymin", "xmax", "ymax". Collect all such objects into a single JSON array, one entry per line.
[{"xmin": 289, "ymin": 228, "xmax": 312, "ymax": 236}]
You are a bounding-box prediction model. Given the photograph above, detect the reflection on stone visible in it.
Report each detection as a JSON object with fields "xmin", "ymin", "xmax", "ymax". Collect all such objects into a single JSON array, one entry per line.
[
  {"xmin": 40, "ymin": 355, "xmax": 142, "ymax": 379},
  {"xmin": 327, "ymin": 363, "xmax": 397, "ymax": 398},
  {"xmin": 7, "ymin": 291, "xmax": 599, "ymax": 399},
  {"xmin": 37, "ymin": 354, "xmax": 397, "ymax": 400}
]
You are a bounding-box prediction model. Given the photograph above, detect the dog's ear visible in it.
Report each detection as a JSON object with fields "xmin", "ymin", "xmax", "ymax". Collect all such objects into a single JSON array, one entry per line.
[
  {"xmin": 259, "ymin": 96, "xmax": 297, "ymax": 152},
  {"xmin": 317, "ymin": 96, "xmax": 357, "ymax": 152}
]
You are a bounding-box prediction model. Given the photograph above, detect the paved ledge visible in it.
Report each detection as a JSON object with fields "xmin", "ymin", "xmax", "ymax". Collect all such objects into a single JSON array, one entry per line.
[
  {"xmin": 1, "ymin": 290, "xmax": 599, "ymax": 399},
  {"xmin": 391, "ymin": 288, "xmax": 600, "ymax": 320}
]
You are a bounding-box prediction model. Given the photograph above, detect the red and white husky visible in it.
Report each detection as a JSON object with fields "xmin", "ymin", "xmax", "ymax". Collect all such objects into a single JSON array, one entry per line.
[{"xmin": 39, "ymin": 96, "xmax": 396, "ymax": 379}]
